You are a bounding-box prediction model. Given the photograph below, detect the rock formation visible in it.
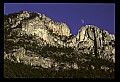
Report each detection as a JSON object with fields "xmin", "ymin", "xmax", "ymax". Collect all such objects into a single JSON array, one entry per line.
[{"xmin": 4, "ymin": 11, "xmax": 115, "ymax": 78}]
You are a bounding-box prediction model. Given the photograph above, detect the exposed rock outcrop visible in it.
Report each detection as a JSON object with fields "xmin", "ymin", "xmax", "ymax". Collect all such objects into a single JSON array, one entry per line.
[{"xmin": 4, "ymin": 11, "xmax": 115, "ymax": 77}]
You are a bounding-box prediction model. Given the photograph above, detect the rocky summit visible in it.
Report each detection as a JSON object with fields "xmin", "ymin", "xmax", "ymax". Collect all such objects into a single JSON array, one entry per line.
[{"xmin": 4, "ymin": 11, "xmax": 115, "ymax": 78}]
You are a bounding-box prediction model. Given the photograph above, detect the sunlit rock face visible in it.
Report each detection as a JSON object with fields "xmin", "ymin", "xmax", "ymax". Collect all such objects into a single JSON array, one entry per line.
[
  {"xmin": 48, "ymin": 22, "xmax": 71, "ymax": 37},
  {"xmin": 71, "ymin": 25, "xmax": 115, "ymax": 62},
  {"xmin": 4, "ymin": 11, "xmax": 115, "ymax": 75}
]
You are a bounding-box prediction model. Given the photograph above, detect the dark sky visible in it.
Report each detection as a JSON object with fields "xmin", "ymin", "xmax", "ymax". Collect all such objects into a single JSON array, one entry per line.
[{"xmin": 4, "ymin": 3, "xmax": 115, "ymax": 35}]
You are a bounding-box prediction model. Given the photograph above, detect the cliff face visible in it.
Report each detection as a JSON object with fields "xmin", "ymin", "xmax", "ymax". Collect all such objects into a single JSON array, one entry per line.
[
  {"xmin": 74, "ymin": 25, "xmax": 115, "ymax": 62},
  {"xmin": 4, "ymin": 11, "xmax": 115, "ymax": 78}
]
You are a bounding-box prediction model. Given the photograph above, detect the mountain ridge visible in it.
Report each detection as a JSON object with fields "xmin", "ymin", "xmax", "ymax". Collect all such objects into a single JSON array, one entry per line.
[{"xmin": 4, "ymin": 11, "xmax": 115, "ymax": 78}]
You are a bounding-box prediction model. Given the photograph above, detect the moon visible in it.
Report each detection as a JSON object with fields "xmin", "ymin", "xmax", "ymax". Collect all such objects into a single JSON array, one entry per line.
[{"xmin": 81, "ymin": 19, "xmax": 84, "ymax": 24}]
